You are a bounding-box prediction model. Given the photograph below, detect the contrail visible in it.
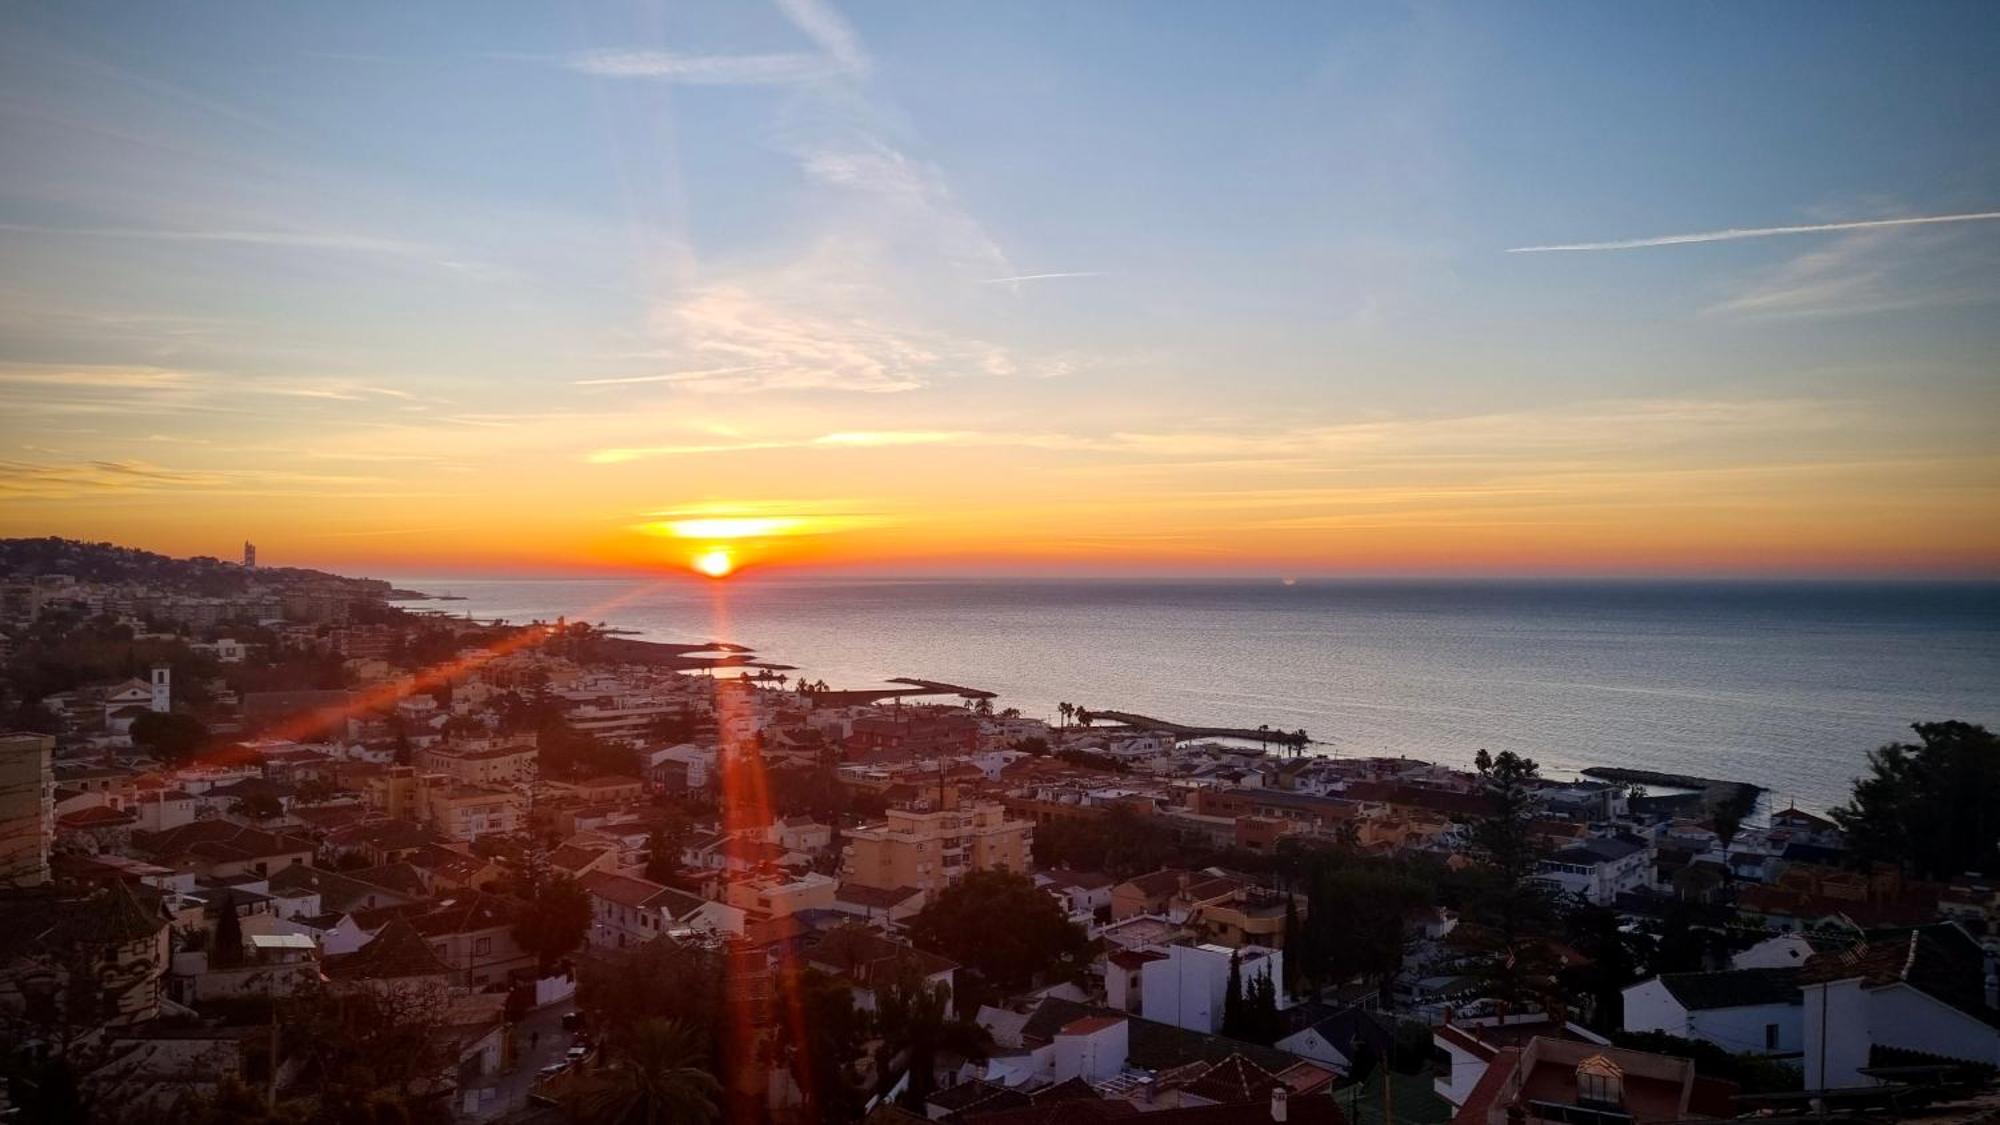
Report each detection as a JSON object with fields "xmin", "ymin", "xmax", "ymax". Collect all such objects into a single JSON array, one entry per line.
[
  {"xmin": 978, "ymin": 271, "xmax": 1106, "ymax": 283},
  {"xmin": 1506, "ymin": 210, "xmax": 2000, "ymax": 253}
]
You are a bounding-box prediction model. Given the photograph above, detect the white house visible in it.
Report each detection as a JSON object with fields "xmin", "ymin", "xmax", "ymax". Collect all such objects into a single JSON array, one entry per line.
[
  {"xmin": 1622, "ymin": 968, "xmax": 1803, "ymax": 1059},
  {"xmin": 580, "ymin": 870, "xmax": 745, "ymax": 949},
  {"xmin": 1139, "ymin": 942, "xmax": 1285, "ymax": 1035},
  {"xmin": 1801, "ymin": 923, "xmax": 2000, "ymax": 1089},
  {"xmin": 1733, "ymin": 930, "xmax": 1850, "ymax": 971},
  {"xmin": 1534, "ymin": 835, "xmax": 1652, "ymax": 905},
  {"xmin": 643, "ymin": 742, "xmax": 715, "ymax": 791}
]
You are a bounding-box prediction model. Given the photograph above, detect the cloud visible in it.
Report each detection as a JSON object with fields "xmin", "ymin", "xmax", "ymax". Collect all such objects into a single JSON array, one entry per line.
[
  {"xmin": 978, "ymin": 272, "xmax": 1107, "ymax": 285},
  {"xmin": 561, "ymin": 0, "xmax": 868, "ymax": 85},
  {"xmin": 774, "ymin": 0, "xmax": 870, "ymax": 74},
  {"xmin": 0, "ymin": 222, "xmax": 498, "ymax": 277},
  {"xmin": 1707, "ymin": 225, "xmax": 2000, "ymax": 318},
  {"xmin": 562, "ymin": 50, "xmax": 845, "ymax": 85},
  {"xmin": 0, "ymin": 458, "xmax": 220, "ymax": 498},
  {"xmin": 1506, "ymin": 209, "xmax": 2000, "ymax": 253}
]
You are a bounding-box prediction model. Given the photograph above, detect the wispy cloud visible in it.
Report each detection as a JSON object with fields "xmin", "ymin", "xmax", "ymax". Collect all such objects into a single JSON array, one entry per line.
[
  {"xmin": 1506, "ymin": 209, "xmax": 2000, "ymax": 253},
  {"xmin": 562, "ymin": 50, "xmax": 844, "ymax": 85},
  {"xmin": 0, "ymin": 222, "xmax": 501, "ymax": 278},
  {"xmin": 978, "ymin": 272, "xmax": 1106, "ymax": 285},
  {"xmin": 1706, "ymin": 225, "xmax": 2000, "ymax": 318},
  {"xmin": 561, "ymin": 0, "xmax": 868, "ymax": 86}
]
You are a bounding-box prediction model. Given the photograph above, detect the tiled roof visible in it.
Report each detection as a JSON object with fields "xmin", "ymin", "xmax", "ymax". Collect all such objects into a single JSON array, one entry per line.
[
  {"xmin": 133, "ymin": 820, "xmax": 314, "ymax": 862},
  {"xmin": 835, "ymin": 881, "xmax": 924, "ymax": 909},
  {"xmin": 1657, "ymin": 967, "xmax": 1801, "ymax": 1011},
  {"xmin": 408, "ymin": 891, "xmax": 514, "ymax": 937},
  {"xmin": 324, "ymin": 917, "xmax": 450, "ymax": 981},
  {"xmin": 1019, "ymin": 998, "xmax": 1294, "ymax": 1074},
  {"xmin": 1802, "ymin": 922, "xmax": 2000, "ymax": 1030},
  {"xmin": 48, "ymin": 881, "xmax": 168, "ymax": 946},
  {"xmin": 1182, "ymin": 1052, "xmax": 1284, "ymax": 1104},
  {"xmin": 580, "ymin": 870, "xmax": 669, "ymax": 909}
]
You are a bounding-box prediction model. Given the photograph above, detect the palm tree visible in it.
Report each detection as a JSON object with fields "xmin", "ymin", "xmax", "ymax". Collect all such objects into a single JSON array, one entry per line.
[
  {"xmin": 1058, "ymin": 702, "xmax": 1073, "ymax": 729},
  {"xmin": 1075, "ymin": 708, "xmax": 1092, "ymax": 728},
  {"xmin": 571, "ymin": 1019, "xmax": 721, "ymax": 1125}
]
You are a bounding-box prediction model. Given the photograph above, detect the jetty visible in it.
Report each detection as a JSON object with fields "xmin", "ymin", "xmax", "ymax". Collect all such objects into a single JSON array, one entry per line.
[
  {"xmin": 1091, "ymin": 710, "xmax": 1311, "ymax": 751},
  {"xmin": 807, "ymin": 678, "xmax": 997, "ymax": 708},
  {"xmin": 1581, "ymin": 766, "xmax": 1762, "ymax": 815}
]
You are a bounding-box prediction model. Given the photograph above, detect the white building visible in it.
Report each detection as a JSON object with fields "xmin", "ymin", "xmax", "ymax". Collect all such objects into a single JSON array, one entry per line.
[
  {"xmin": 1534, "ymin": 835, "xmax": 1652, "ymax": 905},
  {"xmin": 579, "ymin": 870, "xmax": 745, "ymax": 949},
  {"xmin": 1622, "ymin": 968, "xmax": 1803, "ymax": 1059},
  {"xmin": 1138, "ymin": 942, "xmax": 1284, "ymax": 1035},
  {"xmin": 1801, "ymin": 923, "xmax": 2000, "ymax": 1089}
]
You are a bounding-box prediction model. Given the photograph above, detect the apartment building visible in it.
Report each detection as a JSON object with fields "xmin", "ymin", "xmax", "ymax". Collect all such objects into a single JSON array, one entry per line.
[
  {"xmin": 841, "ymin": 785, "xmax": 1032, "ymax": 893},
  {"xmin": 0, "ymin": 732, "xmax": 55, "ymax": 887}
]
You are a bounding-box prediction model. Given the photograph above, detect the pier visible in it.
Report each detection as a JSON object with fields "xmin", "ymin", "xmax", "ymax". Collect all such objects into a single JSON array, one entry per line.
[
  {"xmin": 1091, "ymin": 710, "xmax": 1312, "ymax": 751},
  {"xmin": 1581, "ymin": 766, "xmax": 1763, "ymax": 815}
]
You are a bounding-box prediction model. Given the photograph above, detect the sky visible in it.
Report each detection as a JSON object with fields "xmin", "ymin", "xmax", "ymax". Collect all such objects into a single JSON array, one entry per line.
[{"xmin": 1, "ymin": 1, "xmax": 1997, "ymax": 579}]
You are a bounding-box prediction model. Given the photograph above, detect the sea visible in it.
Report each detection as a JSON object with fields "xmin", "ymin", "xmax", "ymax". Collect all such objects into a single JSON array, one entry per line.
[{"xmin": 390, "ymin": 577, "xmax": 2000, "ymax": 815}]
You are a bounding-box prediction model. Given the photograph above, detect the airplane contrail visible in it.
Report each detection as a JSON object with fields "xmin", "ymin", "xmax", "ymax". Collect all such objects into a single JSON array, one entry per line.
[{"xmin": 1506, "ymin": 210, "xmax": 2000, "ymax": 253}]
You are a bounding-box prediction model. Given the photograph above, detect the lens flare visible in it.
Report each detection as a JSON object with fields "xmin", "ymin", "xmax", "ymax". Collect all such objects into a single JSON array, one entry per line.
[{"xmin": 693, "ymin": 547, "xmax": 735, "ymax": 578}]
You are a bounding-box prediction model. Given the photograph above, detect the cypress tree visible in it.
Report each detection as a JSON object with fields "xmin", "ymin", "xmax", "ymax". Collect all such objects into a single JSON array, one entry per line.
[
  {"xmin": 1222, "ymin": 950, "xmax": 1244, "ymax": 1038},
  {"xmin": 213, "ymin": 889, "xmax": 243, "ymax": 967}
]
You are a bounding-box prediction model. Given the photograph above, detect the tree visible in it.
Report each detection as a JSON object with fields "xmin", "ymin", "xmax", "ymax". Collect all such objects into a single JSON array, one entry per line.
[
  {"xmin": 875, "ymin": 964, "xmax": 989, "ymax": 1108},
  {"xmin": 129, "ymin": 710, "xmax": 209, "ymax": 764},
  {"xmin": 213, "ymin": 890, "xmax": 244, "ymax": 967},
  {"xmin": 775, "ymin": 969, "xmax": 868, "ymax": 1122},
  {"xmin": 1244, "ymin": 967, "xmax": 1281, "ymax": 1045},
  {"xmin": 1468, "ymin": 749, "xmax": 1556, "ymax": 1006},
  {"xmin": 907, "ymin": 870, "xmax": 1092, "ymax": 994},
  {"xmin": 276, "ymin": 979, "xmax": 456, "ymax": 1123},
  {"xmin": 230, "ymin": 793, "xmax": 283, "ymax": 822},
  {"xmin": 1221, "ymin": 951, "xmax": 1245, "ymax": 1039},
  {"xmin": 569, "ymin": 1018, "xmax": 721, "ymax": 1125},
  {"xmin": 1830, "ymin": 721, "xmax": 2000, "ymax": 879},
  {"xmin": 512, "ymin": 872, "xmax": 592, "ymax": 973},
  {"xmin": 1280, "ymin": 894, "xmax": 1302, "ymax": 994}
]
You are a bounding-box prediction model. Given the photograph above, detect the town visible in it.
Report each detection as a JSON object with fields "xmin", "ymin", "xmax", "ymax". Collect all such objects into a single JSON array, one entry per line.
[{"xmin": 2, "ymin": 538, "xmax": 1997, "ymax": 1125}]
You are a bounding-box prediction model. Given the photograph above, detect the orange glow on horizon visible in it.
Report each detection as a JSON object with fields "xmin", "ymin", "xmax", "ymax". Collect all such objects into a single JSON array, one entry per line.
[{"xmin": 693, "ymin": 546, "xmax": 736, "ymax": 578}]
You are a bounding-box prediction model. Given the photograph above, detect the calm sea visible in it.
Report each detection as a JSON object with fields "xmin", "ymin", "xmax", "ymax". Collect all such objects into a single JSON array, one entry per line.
[{"xmin": 391, "ymin": 577, "xmax": 2000, "ymax": 815}]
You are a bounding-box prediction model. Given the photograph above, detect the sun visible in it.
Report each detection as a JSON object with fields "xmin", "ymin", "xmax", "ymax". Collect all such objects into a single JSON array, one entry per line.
[{"xmin": 692, "ymin": 547, "xmax": 735, "ymax": 578}]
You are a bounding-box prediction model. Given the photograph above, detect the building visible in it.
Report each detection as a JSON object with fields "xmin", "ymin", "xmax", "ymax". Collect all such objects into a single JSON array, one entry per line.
[
  {"xmin": 414, "ymin": 741, "xmax": 537, "ymax": 786},
  {"xmin": 129, "ymin": 821, "xmax": 315, "ymax": 879},
  {"xmin": 242, "ymin": 540, "xmax": 256, "ymax": 568},
  {"xmin": 1140, "ymin": 942, "xmax": 1285, "ymax": 1034},
  {"xmin": 580, "ymin": 870, "xmax": 746, "ymax": 949},
  {"xmin": 364, "ymin": 767, "xmax": 522, "ymax": 841},
  {"xmin": 722, "ymin": 870, "xmax": 838, "ymax": 918},
  {"xmin": 841, "ymin": 785, "xmax": 1032, "ymax": 893},
  {"xmin": 1622, "ymin": 968, "xmax": 1803, "ymax": 1059},
  {"xmin": 0, "ymin": 731, "xmax": 55, "ymax": 887},
  {"xmin": 1800, "ymin": 922, "xmax": 2000, "ymax": 1089},
  {"xmin": 1449, "ymin": 1036, "xmax": 1738, "ymax": 1125},
  {"xmin": 1535, "ymin": 835, "xmax": 1653, "ymax": 905}
]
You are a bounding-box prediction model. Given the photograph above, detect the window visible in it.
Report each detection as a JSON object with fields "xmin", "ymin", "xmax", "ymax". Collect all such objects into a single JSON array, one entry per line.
[
  {"xmin": 1765, "ymin": 1023, "xmax": 1779, "ymax": 1050},
  {"xmin": 1575, "ymin": 1056, "xmax": 1624, "ymax": 1107},
  {"xmin": 475, "ymin": 937, "xmax": 491, "ymax": 955}
]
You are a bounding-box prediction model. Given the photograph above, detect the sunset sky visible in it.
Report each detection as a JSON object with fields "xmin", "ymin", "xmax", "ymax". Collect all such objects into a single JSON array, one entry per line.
[{"xmin": 2, "ymin": 2, "xmax": 1997, "ymax": 577}]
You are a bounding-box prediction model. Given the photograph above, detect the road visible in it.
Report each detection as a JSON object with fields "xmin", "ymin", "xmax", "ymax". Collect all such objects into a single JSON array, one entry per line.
[{"xmin": 457, "ymin": 1000, "xmax": 579, "ymax": 1122}]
